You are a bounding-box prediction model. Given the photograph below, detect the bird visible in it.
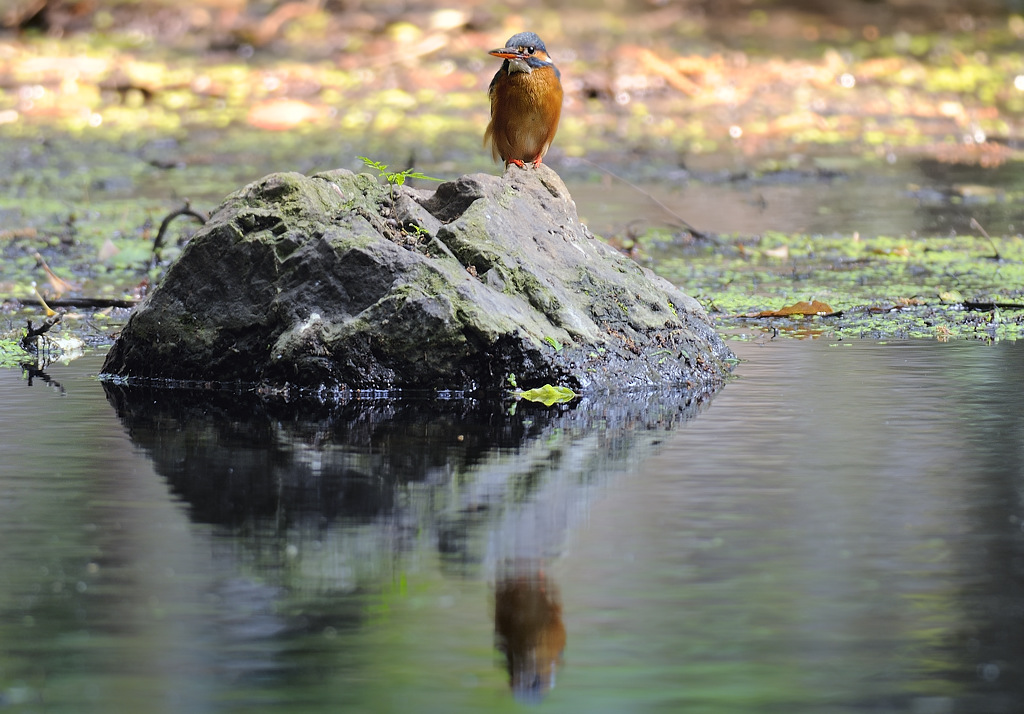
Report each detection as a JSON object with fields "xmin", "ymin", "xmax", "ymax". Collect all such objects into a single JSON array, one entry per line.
[{"xmin": 484, "ymin": 32, "xmax": 563, "ymax": 169}]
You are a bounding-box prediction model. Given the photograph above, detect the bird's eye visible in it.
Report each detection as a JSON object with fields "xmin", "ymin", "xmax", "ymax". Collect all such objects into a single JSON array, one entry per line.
[{"xmin": 526, "ymin": 46, "xmax": 535, "ymax": 54}]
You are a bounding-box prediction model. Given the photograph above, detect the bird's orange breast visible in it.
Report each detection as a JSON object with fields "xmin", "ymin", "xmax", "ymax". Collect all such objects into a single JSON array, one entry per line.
[{"xmin": 485, "ymin": 65, "xmax": 563, "ymax": 166}]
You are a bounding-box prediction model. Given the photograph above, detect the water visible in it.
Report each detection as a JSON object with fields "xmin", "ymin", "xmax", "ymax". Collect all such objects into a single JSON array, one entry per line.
[
  {"xmin": 1, "ymin": 339, "xmax": 1023, "ymax": 713},
  {"xmin": 567, "ymin": 156, "xmax": 1024, "ymax": 239}
]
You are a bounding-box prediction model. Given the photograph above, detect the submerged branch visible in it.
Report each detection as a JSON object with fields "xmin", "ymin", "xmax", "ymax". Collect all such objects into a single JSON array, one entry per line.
[
  {"xmin": 969, "ymin": 217, "xmax": 1001, "ymax": 261},
  {"xmin": 21, "ymin": 311, "xmax": 65, "ymax": 351},
  {"xmin": 44, "ymin": 297, "xmax": 139, "ymax": 309},
  {"xmin": 574, "ymin": 157, "xmax": 718, "ymax": 243},
  {"xmin": 152, "ymin": 200, "xmax": 209, "ymax": 266}
]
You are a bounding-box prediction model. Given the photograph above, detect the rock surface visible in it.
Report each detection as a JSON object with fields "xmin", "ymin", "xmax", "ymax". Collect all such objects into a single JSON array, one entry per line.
[{"xmin": 101, "ymin": 165, "xmax": 733, "ymax": 394}]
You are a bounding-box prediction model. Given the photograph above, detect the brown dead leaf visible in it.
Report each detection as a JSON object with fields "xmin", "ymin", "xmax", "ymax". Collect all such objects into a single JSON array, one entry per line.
[
  {"xmin": 750, "ymin": 299, "xmax": 836, "ymax": 317},
  {"xmin": 0, "ymin": 227, "xmax": 37, "ymax": 241},
  {"xmin": 870, "ymin": 245, "xmax": 911, "ymax": 257},
  {"xmin": 247, "ymin": 99, "xmax": 328, "ymax": 131},
  {"xmin": 98, "ymin": 238, "xmax": 120, "ymax": 261}
]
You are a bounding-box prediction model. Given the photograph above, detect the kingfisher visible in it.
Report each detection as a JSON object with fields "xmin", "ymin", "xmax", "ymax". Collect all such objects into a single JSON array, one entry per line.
[{"xmin": 484, "ymin": 32, "xmax": 563, "ymax": 169}]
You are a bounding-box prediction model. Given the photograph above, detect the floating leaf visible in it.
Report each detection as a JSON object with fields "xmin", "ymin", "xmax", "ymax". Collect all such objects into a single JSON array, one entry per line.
[
  {"xmin": 98, "ymin": 238, "xmax": 120, "ymax": 261},
  {"xmin": 519, "ymin": 385, "xmax": 577, "ymax": 406},
  {"xmin": 749, "ymin": 300, "xmax": 837, "ymax": 317},
  {"xmin": 869, "ymin": 245, "xmax": 911, "ymax": 256},
  {"xmin": 894, "ymin": 297, "xmax": 926, "ymax": 307}
]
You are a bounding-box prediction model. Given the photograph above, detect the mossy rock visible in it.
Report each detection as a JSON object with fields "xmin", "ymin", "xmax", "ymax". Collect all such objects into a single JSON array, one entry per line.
[{"xmin": 101, "ymin": 165, "xmax": 733, "ymax": 395}]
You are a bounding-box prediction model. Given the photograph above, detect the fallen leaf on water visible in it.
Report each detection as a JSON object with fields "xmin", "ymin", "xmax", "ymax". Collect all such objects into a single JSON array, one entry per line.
[
  {"xmin": 749, "ymin": 299, "xmax": 837, "ymax": 317},
  {"xmin": 870, "ymin": 245, "xmax": 911, "ymax": 257},
  {"xmin": 518, "ymin": 385, "xmax": 577, "ymax": 406},
  {"xmin": 98, "ymin": 238, "xmax": 120, "ymax": 261},
  {"xmin": 895, "ymin": 297, "xmax": 926, "ymax": 306},
  {"xmin": 0, "ymin": 227, "xmax": 36, "ymax": 240}
]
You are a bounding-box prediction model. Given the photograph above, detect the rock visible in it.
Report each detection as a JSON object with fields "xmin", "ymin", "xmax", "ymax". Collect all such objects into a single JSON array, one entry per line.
[{"xmin": 101, "ymin": 165, "xmax": 733, "ymax": 395}]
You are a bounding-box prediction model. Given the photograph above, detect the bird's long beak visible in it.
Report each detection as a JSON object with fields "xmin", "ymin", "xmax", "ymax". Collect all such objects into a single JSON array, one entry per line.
[{"xmin": 489, "ymin": 47, "xmax": 526, "ymax": 60}]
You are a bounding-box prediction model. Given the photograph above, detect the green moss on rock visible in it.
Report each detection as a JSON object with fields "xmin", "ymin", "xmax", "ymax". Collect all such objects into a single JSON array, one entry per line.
[{"xmin": 102, "ymin": 166, "xmax": 733, "ymax": 395}]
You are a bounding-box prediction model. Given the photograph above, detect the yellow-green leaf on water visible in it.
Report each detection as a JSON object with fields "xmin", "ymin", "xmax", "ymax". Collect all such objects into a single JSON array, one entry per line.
[
  {"xmin": 938, "ymin": 290, "xmax": 964, "ymax": 303},
  {"xmin": 518, "ymin": 384, "xmax": 577, "ymax": 406}
]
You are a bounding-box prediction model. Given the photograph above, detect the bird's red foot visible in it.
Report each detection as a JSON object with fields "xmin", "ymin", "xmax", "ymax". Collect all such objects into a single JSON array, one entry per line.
[
  {"xmin": 509, "ymin": 159, "xmax": 527, "ymax": 168},
  {"xmin": 531, "ymin": 156, "xmax": 543, "ymax": 167}
]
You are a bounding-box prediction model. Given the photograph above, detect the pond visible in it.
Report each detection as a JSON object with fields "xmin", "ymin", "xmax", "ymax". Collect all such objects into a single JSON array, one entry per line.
[
  {"xmin": 568, "ymin": 155, "xmax": 1024, "ymax": 240},
  {"xmin": 2, "ymin": 337, "xmax": 1022, "ymax": 713}
]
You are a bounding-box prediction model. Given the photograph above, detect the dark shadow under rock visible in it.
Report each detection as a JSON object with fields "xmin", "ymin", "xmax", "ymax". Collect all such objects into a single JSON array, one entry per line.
[{"xmin": 101, "ymin": 165, "xmax": 733, "ymax": 395}]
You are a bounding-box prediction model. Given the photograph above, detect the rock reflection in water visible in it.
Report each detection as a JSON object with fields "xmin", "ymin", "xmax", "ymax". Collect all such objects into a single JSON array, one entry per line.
[
  {"xmin": 101, "ymin": 383, "xmax": 710, "ymax": 540},
  {"xmin": 102, "ymin": 382, "xmax": 713, "ymax": 699}
]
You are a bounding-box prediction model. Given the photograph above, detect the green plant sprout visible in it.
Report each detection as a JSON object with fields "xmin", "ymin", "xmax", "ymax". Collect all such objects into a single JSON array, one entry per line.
[
  {"xmin": 407, "ymin": 223, "xmax": 432, "ymax": 240},
  {"xmin": 358, "ymin": 156, "xmax": 443, "ymax": 201},
  {"xmin": 543, "ymin": 335, "xmax": 563, "ymax": 352}
]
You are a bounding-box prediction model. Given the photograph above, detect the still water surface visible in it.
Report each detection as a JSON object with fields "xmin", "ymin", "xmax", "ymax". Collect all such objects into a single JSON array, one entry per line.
[
  {"xmin": 1, "ymin": 339, "xmax": 1022, "ymax": 713},
  {"xmin": 567, "ymin": 156, "xmax": 1024, "ymax": 240}
]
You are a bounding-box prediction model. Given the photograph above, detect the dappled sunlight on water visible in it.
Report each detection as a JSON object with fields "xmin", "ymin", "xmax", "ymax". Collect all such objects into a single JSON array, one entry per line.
[{"xmin": 0, "ymin": 341, "xmax": 1023, "ymax": 711}]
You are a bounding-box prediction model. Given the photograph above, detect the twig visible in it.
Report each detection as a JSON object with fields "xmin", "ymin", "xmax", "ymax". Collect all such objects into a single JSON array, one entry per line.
[
  {"xmin": 43, "ymin": 297, "xmax": 139, "ymax": 309},
  {"xmin": 21, "ymin": 311, "xmax": 65, "ymax": 351},
  {"xmin": 964, "ymin": 300, "xmax": 1024, "ymax": 311},
  {"xmin": 33, "ymin": 251, "xmax": 79, "ymax": 294},
  {"xmin": 969, "ymin": 217, "xmax": 1001, "ymax": 261},
  {"xmin": 574, "ymin": 157, "xmax": 717, "ymax": 242},
  {"xmin": 31, "ymin": 281, "xmax": 56, "ymax": 316},
  {"xmin": 152, "ymin": 200, "xmax": 209, "ymax": 266}
]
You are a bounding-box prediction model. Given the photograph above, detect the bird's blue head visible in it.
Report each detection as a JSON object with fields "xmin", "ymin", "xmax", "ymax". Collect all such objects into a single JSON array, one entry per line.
[{"xmin": 489, "ymin": 31, "xmax": 557, "ymax": 74}]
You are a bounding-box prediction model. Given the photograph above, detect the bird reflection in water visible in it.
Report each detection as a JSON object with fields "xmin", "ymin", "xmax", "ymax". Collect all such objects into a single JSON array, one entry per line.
[{"xmin": 494, "ymin": 564, "xmax": 566, "ymax": 703}]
